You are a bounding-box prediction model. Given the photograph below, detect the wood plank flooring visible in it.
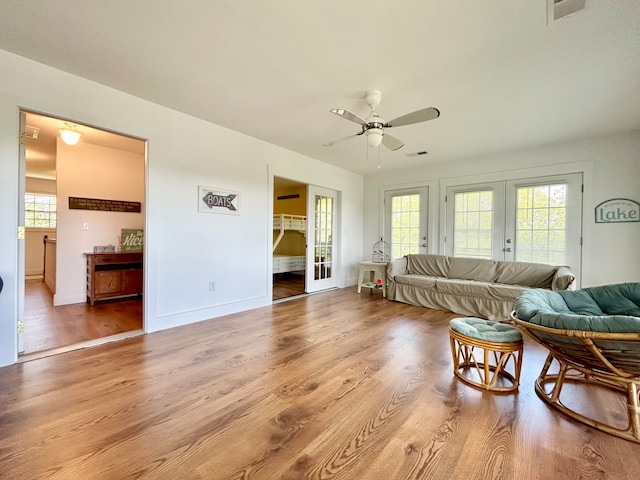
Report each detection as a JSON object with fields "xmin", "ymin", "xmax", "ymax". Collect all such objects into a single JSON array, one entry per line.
[
  {"xmin": 23, "ymin": 279, "xmax": 143, "ymax": 354},
  {"xmin": 273, "ymin": 273, "xmax": 306, "ymax": 301},
  {"xmin": 2, "ymin": 288, "xmax": 639, "ymax": 479}
]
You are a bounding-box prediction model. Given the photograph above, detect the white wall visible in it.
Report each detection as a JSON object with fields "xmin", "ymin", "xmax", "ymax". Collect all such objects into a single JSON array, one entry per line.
[
  {"xmin": 25, "ymin": 177, "xmax": 56, "ymax": 194},
  {"xmin": 24, "ymin": 228, "xmax": 55, "ymax": 276},
  {"xmin": 363, "ymin": 130, "xmax": 640, "ymax": 288},
  {"xmin": 0, "ymin": 49, "xmax": 364, "ymax": 367},
  {"xmin": 55, "ymin": 140, "xmax": 145, "ymax": 305}
]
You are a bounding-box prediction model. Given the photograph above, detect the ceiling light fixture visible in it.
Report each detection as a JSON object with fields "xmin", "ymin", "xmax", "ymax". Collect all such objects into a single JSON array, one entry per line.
[
  {"xmin": 366, "ymin": 128, "xmax": 383, "ymax": 149},
  {"xmin": 59, "ymin": 122, "xmax": 81, "ymax": 145}
]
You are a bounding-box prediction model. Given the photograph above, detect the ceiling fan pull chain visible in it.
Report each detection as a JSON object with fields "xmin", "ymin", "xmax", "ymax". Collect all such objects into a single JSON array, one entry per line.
[{"xmin": 365, "ymin": 141, "xmax": 369, "ymax": 169}]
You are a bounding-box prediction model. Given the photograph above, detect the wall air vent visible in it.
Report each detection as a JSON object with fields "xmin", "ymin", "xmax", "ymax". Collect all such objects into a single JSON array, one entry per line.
[
  {"xmin": 24, "ymin": 125, "xmax": 40, "ymax": 139},
  {"xmin": 548, "ymin": 0, "xmax": 586, "ymax": 23},
  {"xmin": 406, "ymin": 151, "xmax": 428, "ymax": 157}
]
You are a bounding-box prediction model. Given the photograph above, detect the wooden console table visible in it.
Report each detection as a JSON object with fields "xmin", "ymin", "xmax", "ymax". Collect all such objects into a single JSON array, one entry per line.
[{"xmin": 85, "ymin": 252, "xmax": 143, "ymax": 306}]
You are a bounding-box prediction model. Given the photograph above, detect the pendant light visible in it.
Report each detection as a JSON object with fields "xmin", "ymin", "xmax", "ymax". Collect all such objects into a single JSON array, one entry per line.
[{"xmin": 59, "ymin": 122, "xmax": 81, "ymax": 145}]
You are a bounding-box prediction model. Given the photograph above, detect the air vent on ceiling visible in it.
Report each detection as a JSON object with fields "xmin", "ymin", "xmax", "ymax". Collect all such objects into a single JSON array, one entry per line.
[
  {"xmin": 548, "ymin": 0, "xmax": 586, "ymax": 23},
  {"xmin": 406, "ymin": 151, "xmax": 428, "ymax": 158},
  {"xmin": 24, "ymin": 125, "xmax": 40, "ymax": 139}
]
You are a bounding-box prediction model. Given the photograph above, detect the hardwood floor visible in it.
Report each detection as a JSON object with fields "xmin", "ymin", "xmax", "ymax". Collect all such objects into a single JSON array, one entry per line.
[
  {"xmin": 23, "ymin": 279, "xmax": 143, "ymax": 354},
  {"xmin": 273, "ymin": 272, "xmax": 306, "ymax": 300},
  {"xmin": 2, "ymin": 288, "xmax": 639, "ymax": 479}
]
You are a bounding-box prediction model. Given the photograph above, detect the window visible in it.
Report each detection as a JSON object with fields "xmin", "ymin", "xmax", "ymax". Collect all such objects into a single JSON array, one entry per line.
[
  {"xmin": 453, "ymin": 190, "xmax": 493, "ymax": 259},
  {"xmin": 25, "ymin": 193, "xmax": 57, "ymax": 228},
  {"xmin": 445, "ymin": 173, "xmax": 582, "ymax": 280},
  {"xmin": 515, "ymin": 184, "xmax": 567, "ymax": 264},
  {"xmin": 384, "ymin": 186, "xmax": 429, "ymax": 259}
]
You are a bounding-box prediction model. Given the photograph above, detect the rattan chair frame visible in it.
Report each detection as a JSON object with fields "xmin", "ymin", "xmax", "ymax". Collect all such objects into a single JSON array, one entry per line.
[
  {"xmin": 449, "ymin": 328, "xmax": 523, "ymax": 393},
  {"xmin": 511, "ymin": 311, "xmax": 640, "ymax": 443}
]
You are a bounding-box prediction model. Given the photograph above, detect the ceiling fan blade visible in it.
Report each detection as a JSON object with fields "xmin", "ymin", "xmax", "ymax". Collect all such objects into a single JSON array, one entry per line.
[
  {"xmin": 382, "ymin": 133, "xmax": 404, "ymax": 151},
  {"xmin": 322, "ymin": 132, "xmax": 361, "ymax": 147},
  {"xmin": 386, "ymin": 107, "xmax": 440, "ymax": 128},
  {"xmin": 330, "ymin": 108, "xmax": 368, "ymax": 125}
]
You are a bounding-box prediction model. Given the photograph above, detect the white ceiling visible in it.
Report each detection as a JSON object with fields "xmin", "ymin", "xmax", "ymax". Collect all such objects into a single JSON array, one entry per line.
[
  {"xmin": 23, "ymin": 112, "xmax": 145, "ymax": 180},
  {"xmin": 2, "ymin": 1, "xmax": 639, "ymax": 176}
]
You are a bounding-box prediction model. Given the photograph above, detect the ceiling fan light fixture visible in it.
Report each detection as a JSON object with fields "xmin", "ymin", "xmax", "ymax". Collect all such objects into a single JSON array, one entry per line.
[
  {"xmin": 59, "ymin": 123, "xmax": 81, "ymax": 145},
  {"xmin": 367, "ymin": 129, "xmax": 383, "ymax": 148}
]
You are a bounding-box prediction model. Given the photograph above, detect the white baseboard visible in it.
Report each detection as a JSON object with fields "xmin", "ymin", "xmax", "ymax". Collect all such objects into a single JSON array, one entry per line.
[{"xmin": 53, "ymin": 293, "xmax": 86, "ymax": 306}]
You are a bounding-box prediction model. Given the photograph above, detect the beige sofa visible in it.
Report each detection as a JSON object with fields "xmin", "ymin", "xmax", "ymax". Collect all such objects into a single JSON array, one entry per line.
[{"xmin": 387, "ymin": 254, "xmax": 575, "ymax": 320}]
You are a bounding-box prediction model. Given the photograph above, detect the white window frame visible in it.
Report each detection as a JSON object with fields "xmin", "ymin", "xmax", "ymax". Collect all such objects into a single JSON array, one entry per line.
[
  {"xmin": 440, "ymin": 168, "xmax": 585, "ymax": 286},
  {"xmin": 379, "ymin": 181, "xmax": 438, "ymax": 257}
]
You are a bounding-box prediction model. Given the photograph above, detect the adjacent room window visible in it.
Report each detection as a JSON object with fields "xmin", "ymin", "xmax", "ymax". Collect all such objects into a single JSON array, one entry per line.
[{"xmin": 24, "ymin": 193, "xmax": 57, "ymax": 228}]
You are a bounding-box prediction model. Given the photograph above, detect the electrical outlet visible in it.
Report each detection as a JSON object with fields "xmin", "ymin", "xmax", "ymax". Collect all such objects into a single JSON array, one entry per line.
[
  {"xmin": 209, "ymin": 281, "xmax": 216, "ymax": 291},
  {"xmin": 83, "ymin": 222, "xmax": 90, "ymax": 231}
]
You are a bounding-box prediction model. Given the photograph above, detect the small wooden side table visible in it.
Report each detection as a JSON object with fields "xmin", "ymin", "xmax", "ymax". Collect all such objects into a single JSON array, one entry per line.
[{"xmin": 357, "ymin": 261, "xmax": 387, "ymax": 298}]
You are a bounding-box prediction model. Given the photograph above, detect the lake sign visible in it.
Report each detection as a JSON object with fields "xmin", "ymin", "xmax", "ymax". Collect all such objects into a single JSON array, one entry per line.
[{"xmin": 595, "ymin": 198, "xmax": 640, "ymax": 223}]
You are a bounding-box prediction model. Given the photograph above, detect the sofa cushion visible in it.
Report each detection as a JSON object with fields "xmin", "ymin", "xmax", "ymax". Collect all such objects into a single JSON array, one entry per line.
[
  {"xmin": 514, "ymin": 284, "xmax": 640, "ymax": 333},
  {"xmin": 406, "ymin": 254, "xmax": 450, "ymax": 277},
  {"xmin": 393, "ymin": 274, "xmax": 437, "ymax": 290},
  {"xmin": 513, "ymin": 289, "xmax": 570, "ymax": 320},
  {"xmin": 447, "ymin": 256, "xmax": 497, "ymax": 282},
  {"xmin": 493, "ymin": 260, "xmax": 556, "ymax": 288},
  {"xmin": 561, "ymin": 283, "xmax": 640, "ymax": 317},
  {"xmin": 436, "ymin": 278, "xmax": 527, "ymax": 301},
  {"xmin": 450, "ymin": 317, "xmax": 523, "ymax": 343}
]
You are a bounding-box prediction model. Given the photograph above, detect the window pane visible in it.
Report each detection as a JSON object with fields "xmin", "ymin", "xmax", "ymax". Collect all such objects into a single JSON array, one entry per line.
[
  {"xmin": 390, "ymin": 193, "xmax": 421, "ymax": 259},
  {"xmin": 515, "ymin": 184, "xmax": 567, "ymax": 264},
  {"xmin": 25, "ymin": 193, "xmax": 57, "ymax": 229},
  {"xmin": 453, "ymin": 190, "xmax": 493, "ymax": 259}
]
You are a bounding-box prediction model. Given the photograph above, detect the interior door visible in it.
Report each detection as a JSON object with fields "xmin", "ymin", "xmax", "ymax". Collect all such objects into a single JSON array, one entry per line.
[
  {"xmin": 384, "ymin": 186, "xmax": 429, "ymax": 259},
  {"xmin": 17, "ymin": 112, "xmax": 26, "ymax": 353},
  {"xmin": 306, "ymin": 185, "xmax": 338, "ymax": 293}
]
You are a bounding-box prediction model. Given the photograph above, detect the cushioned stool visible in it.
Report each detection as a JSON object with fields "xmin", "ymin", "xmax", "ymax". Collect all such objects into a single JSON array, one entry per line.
[{"xmin": 449, "ymin": 318, "xmax": 523, "ymax": 393}]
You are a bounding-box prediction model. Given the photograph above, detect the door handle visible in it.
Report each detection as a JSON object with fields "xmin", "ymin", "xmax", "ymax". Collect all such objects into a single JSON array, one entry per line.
[
  {"xmin": 504, "ymin": 247, "xmax": 512, "ymax": 252},
  {"xmin": 421, "ymin": 244, "xmax": 427, "ymax": 247}
]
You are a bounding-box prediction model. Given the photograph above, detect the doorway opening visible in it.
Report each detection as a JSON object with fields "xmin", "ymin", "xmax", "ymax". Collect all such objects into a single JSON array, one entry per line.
[
  {"xmin": 19, "ymin": 110, "xmax": 146, "ymax": 357},
  {"xmin": 273, "ymin": 177, "xmax": 307, "ymax": 301}
]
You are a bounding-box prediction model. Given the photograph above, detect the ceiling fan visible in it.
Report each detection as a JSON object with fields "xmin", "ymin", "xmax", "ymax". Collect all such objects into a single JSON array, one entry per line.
[{"xmin": 323, "ymin": 90, "xmax": 440, "ymax": 151}]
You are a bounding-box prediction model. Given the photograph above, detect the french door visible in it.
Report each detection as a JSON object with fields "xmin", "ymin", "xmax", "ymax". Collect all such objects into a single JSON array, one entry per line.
[
  {"xmin": 445, "ymin": 174, "xmax": 582, "ymax": 280},
  {"xmin": 306, "ymin": 186, "xmax": 338, "ymax": 293},
  {"xmin": 384, "ymin": 187, "xmax": 429, "ymax": 259}
]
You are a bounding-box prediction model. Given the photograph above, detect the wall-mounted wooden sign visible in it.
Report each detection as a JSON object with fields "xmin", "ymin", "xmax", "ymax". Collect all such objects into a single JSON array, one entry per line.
[
  {"xmin": 198, "ymin": 186, "xmax": 240, "ymax": 215},
  {"xmin": 595, "ymin": 198, "xmax": 640, "ymax": 223},
  {"xmin": 69, "ymin": 197, "xmax": 142, "ymax": 213}
]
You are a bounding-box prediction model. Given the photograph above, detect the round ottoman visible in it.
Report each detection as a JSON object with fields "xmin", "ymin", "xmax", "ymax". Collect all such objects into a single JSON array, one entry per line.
[{"xmin": 449, "ymin": 317, "xmax": 523, "ymax": 393}]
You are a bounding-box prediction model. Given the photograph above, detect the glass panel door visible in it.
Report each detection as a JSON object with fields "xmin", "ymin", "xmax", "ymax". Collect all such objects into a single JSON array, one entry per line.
[
  {"xmin": 505, "ymin": 173, "xmax": 582, "ymax": 280},
  {"xmin": 446, "ymin": 174, "xmax": 582, "ymax": 283},
  {"xmin": 306, "ymin": 185, "xmax": 338, "ymax": 292},
  {"xmin": 384, "ymin": 187, "xmax": 428, "ymax": 259},
  {"xmin": 445, "ymin": 182, "xmax": 504, "ymax": 259}
]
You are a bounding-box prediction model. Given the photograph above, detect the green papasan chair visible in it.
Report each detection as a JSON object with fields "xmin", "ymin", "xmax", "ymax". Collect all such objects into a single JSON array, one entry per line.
[{"xmin": 511, "ymin": 282, "xmax": 640, "ymax": 443}]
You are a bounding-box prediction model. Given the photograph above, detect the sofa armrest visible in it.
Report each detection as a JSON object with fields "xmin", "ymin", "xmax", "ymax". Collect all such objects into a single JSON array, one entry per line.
[
  {"xmin": 552, "ymin": 266, "xmax": 576, "ymax": 291},
  {"xmin": 387, "ymin": 256, "xmax": 408, "ymax": 283}
]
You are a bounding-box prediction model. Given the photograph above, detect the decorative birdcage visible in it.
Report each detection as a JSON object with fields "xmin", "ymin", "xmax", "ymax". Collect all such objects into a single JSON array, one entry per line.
[{"xmin": 372, "ymin": 238, "xmax": 390, "ymax": 263}]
